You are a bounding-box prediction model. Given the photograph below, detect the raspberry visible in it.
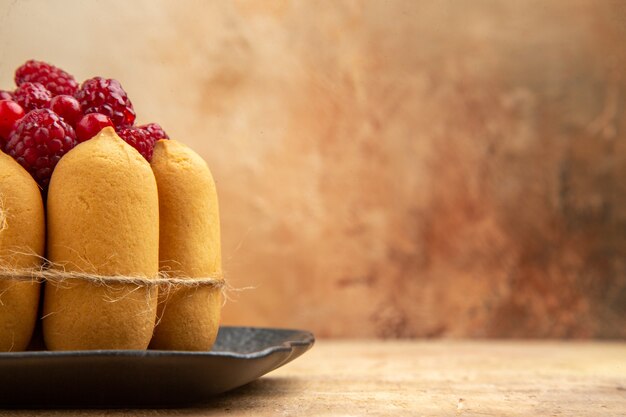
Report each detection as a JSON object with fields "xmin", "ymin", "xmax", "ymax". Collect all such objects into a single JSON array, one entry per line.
[
  {"xmin": 0, "ymin": 90, "xmax": 13, "ymax": 101},
  {"xmin": 5, "ymin": 109, "xmax": 77, "ymax": 187},
  {"xmin": 138, "ymin": 123, "xmax": 169, "ymax": 142},
  {"xmin": 117, "ymin": 127, "xmax": 154, "ymax": 160},
  {"xmin": 0, "ymin": 100, "xmax": 25, "ymax": 142},
  {"xmin": 14, "ymin": 82, "xmax": 52, "ymax": 112},
  {"xmin": 75, "ymin": 77, "xmax": 135, "ymax": 129},
  {"xmin": 75, "ymin": 113, "xmax": 113, "ymax": 143},
  {"xmin": 15, "ymin": 60, "xmax": 78, "ymax": 96},
  {"xmin": 50, "ymin": 95, "xmax": 82, "ymax": 126}
]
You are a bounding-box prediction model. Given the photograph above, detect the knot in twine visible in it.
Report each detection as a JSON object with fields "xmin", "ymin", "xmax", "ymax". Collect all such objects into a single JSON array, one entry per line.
[{"xmin": 0, "ymin": 268, "xmax": 225, "ymax": 289}]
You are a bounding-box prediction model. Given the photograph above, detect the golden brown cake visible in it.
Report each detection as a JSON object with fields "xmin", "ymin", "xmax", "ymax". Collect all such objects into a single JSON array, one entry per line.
[
  {"xmin": 0, "ymin": 151, "xmax": 45, "ymax": 351},
  {"xmin": 43, "ymin": 127, "xmax": 159, "ymax": 350},
  {"xmin": 149, "ymin": 139, "xmax": 222, "ymax": 350}
]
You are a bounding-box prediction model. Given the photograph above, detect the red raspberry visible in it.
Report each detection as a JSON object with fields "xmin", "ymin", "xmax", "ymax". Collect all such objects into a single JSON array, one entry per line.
[
  {"xmin": 0, "ymin": 90, "xmax": 13, "ymax": 101},
  {"xmin": 117, "ymin": 127, "xmax": 154, "ymax": 160},
  {"xmin": 15, "ymin": 60, "xmax": 78, "ymax": 96},
  {"xmin": 50, "ymin": 95, "xmax": 82, "ymax": 126},
  {"xmin": 75, "ymin": 77, "xmax": 135, "ymax": 129},
  {"xmin": 5, "ymin": 109, "xmax": 77, "ymax": 187},
  {"xmin": 0, "ymin": 100, "xmax": 25, "ymax": 142},
  {"xmin": 14, "ymin": 82, "xmax": 52, "ymax": 112},
  {"xmin": 75, "ymin": 113, "xmax": 113, "ymax": 142},
  {"xmin": 138, "ymin": 123, "xmax": 169, "ymax": 142}
]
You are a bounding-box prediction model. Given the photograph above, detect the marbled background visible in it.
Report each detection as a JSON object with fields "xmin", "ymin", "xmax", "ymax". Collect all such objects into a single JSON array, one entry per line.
[{"xmin": 1, "ymin": 0, "xmax": 625, "ymax": 338}]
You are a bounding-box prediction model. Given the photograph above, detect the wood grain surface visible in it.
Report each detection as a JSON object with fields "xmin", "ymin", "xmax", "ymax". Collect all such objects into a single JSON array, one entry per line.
[{"xmin": 1, "ymin": 341, "xmax": 624, "ymax": 416}]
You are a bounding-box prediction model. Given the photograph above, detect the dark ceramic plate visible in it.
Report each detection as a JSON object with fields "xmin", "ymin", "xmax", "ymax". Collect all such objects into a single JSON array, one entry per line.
[{"xmin": 0, "ymin": 326, "xmax": 314, "ymax": 408}]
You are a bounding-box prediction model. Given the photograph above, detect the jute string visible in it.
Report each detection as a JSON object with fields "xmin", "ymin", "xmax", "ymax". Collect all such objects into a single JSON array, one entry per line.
[
  {"xmin": 0, "ymin": 268, "xmax": 226, "ymax": 289},
  {"xmin": 0, "ymin": 250, "xmax": 252, "ymax": 308}
]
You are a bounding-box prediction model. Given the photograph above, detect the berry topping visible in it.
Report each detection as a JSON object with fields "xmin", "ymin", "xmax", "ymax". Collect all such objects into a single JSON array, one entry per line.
[
  {"xmin": 75, "ymin": 77, "xmax": 135, "ymax": 129},
  {"xmin": 0, "ymin": 100, "xmax": 25, "ymax": 142},
  {"xmin": 14, "ymin": 82, "xmax": 52, "ymax": 112},
  {"xmin": 139, "ymin": 122, "xmax": 169, "ymax": 142},
  {"xmin": 5, "ymin": 109, "xmax": 77, "ymax": 187},
  {"xmin": 0, "ymin": 90, "xmax": 13, "ymax": 101},
  {"xmin": 117, "ymin": 127, "xmax": 154, "ymax": 160},
  {"xmin": 75, "ymin": 113, "xmax": 114, "ymax": 143},
  {"xmin": 15, "ymin": 60, "xmax": 79, "ymax": 96},
  {"xmin": 50, "ymin": 95, "xmax": 82, "ymax": 126}
]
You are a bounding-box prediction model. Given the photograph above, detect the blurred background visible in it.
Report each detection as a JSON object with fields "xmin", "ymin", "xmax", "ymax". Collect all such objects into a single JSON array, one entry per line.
[{"xmin": 1, "ymin": 0, "xmax": 625, "ymax": 338}]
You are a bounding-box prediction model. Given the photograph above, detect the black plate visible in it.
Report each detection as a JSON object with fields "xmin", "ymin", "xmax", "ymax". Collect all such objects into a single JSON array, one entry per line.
[{"xmin": 0, "ymin": 326, "xmax": 314, "ymax": 408}]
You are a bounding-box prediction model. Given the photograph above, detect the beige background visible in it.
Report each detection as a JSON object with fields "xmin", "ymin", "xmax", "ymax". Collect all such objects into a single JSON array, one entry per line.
[{"xmin": 1, "ymin": 0, "xmax": 625, "ymax": 338}]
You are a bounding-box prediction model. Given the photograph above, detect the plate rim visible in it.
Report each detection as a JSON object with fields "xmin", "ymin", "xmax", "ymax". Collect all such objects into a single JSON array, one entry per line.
[{"xmin": 0, "ymin": 325, "xmax": 315, "ymax": 360}]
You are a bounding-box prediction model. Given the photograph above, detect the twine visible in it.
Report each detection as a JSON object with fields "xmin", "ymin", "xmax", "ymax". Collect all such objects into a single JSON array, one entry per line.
[
  {"xmin": 0, "ymin": 268, "xmax": 225, "ymax": 289},
  {"xmin": 0, "ymin": 250, "xmax": 250, "ymax": 308}
]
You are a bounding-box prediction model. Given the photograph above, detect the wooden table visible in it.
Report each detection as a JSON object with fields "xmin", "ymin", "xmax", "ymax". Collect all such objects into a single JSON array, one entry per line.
[{"xmin": 2, "ymin": 341, "xmax": 625, "ymax": 416}]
